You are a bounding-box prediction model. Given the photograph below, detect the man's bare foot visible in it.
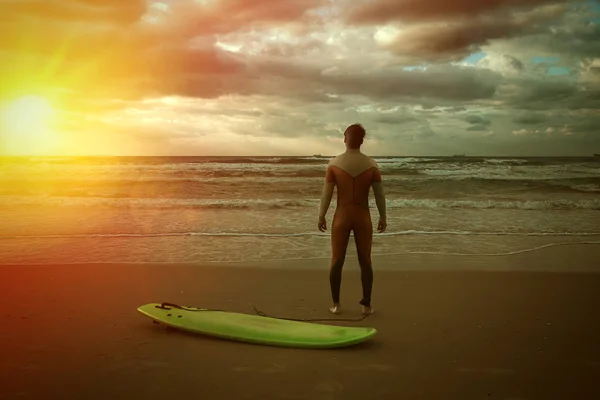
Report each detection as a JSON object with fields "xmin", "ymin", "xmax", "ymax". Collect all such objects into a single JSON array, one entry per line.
[
  {"xmin": 361, "ymin": 305, "xmax": 374, "ymax": 315},
  {"xmin": 329, "ymin": 304, "xmax": 341, "ymax": 314}
]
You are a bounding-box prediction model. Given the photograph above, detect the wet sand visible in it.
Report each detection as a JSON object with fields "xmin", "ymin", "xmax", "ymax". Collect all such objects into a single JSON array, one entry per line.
[{"xmin": 1, "ymin": 244, "xmax": 600, "ymax": 400}]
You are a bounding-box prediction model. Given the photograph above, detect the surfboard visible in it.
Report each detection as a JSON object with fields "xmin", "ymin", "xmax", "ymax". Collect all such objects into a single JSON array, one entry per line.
[{"xmin": 137, "ymin": 303, "xmax": 377, "ymax": 349}]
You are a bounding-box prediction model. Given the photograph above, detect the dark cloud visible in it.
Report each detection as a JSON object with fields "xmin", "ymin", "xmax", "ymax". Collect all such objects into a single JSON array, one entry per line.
[
  {"xmin": 380, "ymin": 19, "xmax": 523, "ymax": 62},
  {"xmin": 203, "ymin": 59, "xmax": 504, "ymax": 105},
  {"xmin": 319, "ymin": 65, "xmax": 501, "ymax": 102},
  {"xmin": 501, "ymin": 55, "xmax": 524, "ymax": 70},
  {"xmin": 510, "ymin": 19, "xmax": 600, "ymax": 60},
  {"xmin": 464, "ymin": 114, "xmax": 492, "ymax": 125},
  {"xmin": 344, "ymin": 0, "xmax": 565, "ymax": 24},
  {"xmin": 563, "ymin": 114, "xmax": 600, "ymax": 134},
  {"xmin": 345, "ymin": 1, "xmax": 567, "ymax": 63},
  {"xmin": 499, "ymin": 77, "xmax": 600, "ymax": 110},
  {"xmin": 464, "ymin": 114, "xmax": 492, "ymax": 131},
  {"xmin": 463, "ymin": 113, "xmax": 492, "ymax": 131},
  {"xmin": 466, "ymin": 124, "xmax": 490, "ymax": 131},
  {"xmin": 513, "ymin": 112, "xmax": 547, "ymax": 124}
]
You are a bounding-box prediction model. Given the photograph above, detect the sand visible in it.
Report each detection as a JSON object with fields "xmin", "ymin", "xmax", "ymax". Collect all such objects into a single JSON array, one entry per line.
[{"xmin": 1, "ymin": 243, "xmax": 600, "ymax": 400}]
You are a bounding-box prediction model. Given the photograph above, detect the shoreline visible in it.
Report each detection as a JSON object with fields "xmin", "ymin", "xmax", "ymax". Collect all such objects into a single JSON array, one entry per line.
[{"xmin": 2, "ymin": 243, "xmax": 599, "ymax": 272}]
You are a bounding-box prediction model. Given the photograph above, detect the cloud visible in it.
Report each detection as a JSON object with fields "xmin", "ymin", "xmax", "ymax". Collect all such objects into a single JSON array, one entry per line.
[
  {"xmin": 376, "ymin": 18, "xmax": 520, "ymax": 62},
  {"xmin": 492, "ymin": 10, "xmax": 600, "ymax": 61},
  {"xmin": 344, "ymin": 0, "xmax": 568, "ymax": 63},
  {"xmin": 513, "ymin": 112, "xmax": 547, "ymax": 124},
  {"xmin": 318, "ymin": 65, "xmax": 501, "ymax": 102},
  {"xmin": 464, "ymin": 113, "xmax": 493, "ymax": 131},
  {"xmin": 464, "ymin": 114, "xmax": 492, "ymax": 125},
  {"xmin": 477, "ymin": 54, "xmax": 525, "ymax": 75},
  {"xmin": 344, "ymin": 0, "xmax": 566, "ymax": 24},
  {"xmin": 0, "ymin": 0, "xmax": 325, "ymax": 101}
]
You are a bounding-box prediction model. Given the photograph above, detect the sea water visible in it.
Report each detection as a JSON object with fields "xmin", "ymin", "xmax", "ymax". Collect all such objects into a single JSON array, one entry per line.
[{"xmin": 1, "ymin": 155, "xmax": 599, "ymax": 264}]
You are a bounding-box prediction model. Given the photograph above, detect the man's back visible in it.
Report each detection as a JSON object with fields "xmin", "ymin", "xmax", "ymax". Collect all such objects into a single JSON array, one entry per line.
[{"xmin": 326, "ymin": 151, "xmax": 381, "ymax": 210}]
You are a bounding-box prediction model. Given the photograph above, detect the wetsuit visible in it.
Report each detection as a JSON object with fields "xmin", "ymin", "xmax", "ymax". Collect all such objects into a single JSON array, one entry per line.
[{"xmin": 319, "ymin": 149, "xmax": 387, "ymax": 308}]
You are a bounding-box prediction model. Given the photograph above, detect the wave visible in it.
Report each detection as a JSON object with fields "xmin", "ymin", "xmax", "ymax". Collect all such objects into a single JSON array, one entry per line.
[
  {"xmin": 3, "ymin": 155, "xmax": 598, "ymax": 166},
  {"xmin": 3, "ymin": 230, "xmax": 599, "ymax": 240},
  {"xmin": 0, "ymin": 196, "xmax": 319, "ymax": 209},
  {"xmin": 483, "ymin": 158, "xmax": 528, "ymax": 165},
  {"xmin": 383, "ymin": 177, "xmax": 600, "ymax": 195},
  {"xmin": 3, "ymin": 157, "xmax": 598, "ymax": 184},
  {"xmin": 569, "ymin": 184, "xmax": 600, "ymax": 193},
  {"xmin": 0, "ymin": 156, "xmax": 330, "ymax": 166},
  {"xmin": 2, "ymin": 241, "xmax": 600, "ymax": 266},
  {"xmin": 4, "ymin": 167, "xmax": 597, "ymax": 182},
  {"xmin": 386, "ymin": 198, "xmax": 600, "ymax": 210},
  {"xmin": 1, "ymin": 195, "xmax": 599, "ymax": 210},
  {"xmin": 382, "ymin": 156, "xmax": 600, "ymax": 166},
  {"xmin": 0, "ymin": 168, "xmax": 426, "ymax": 182}
]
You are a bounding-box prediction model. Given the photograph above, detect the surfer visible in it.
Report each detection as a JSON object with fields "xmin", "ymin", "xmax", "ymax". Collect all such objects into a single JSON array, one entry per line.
[{"xmin": 318, "ymin": 123, "xmax": 387, "ymax": 315}]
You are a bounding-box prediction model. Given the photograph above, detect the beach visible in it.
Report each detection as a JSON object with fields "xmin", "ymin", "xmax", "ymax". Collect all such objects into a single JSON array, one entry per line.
[{"xmin": 2, "ymin": 244, "xmax": 600, "ymax": 400}]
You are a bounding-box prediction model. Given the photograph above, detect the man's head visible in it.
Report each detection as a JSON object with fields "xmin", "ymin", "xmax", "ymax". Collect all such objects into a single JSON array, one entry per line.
[{"xmin": 344, "ymin": 123, "xmax": 366, "ymax": 149}]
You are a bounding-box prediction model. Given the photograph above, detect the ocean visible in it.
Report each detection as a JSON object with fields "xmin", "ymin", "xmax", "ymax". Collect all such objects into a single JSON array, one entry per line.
[{"xmin": 1, "ymin": 155, "xmax": 599, "ymax": 265}]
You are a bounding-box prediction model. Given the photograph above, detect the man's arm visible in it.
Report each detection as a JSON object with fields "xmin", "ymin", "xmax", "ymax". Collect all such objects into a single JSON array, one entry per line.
[
  {"xmin": 371, "ymin": 164, "xmax": 387, "ymax": 223},
  {"xmin": 372, "ymin": 181, "xmax": 386, "ymax": 221},
  {"xmin": 319, "ymin": 166, "xmax": 336, "ymax": 219},
  {"xmin": 319, "ymin": 183, "xmax": 335, "ymax": 219}
]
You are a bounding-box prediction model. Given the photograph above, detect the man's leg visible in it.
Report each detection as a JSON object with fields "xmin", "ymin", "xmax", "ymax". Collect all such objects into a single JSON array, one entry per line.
[
  {"xmin": 354, "ymin": 212, "xmax": 374, "ymax": 313},
  {"xmin": 330, "ymin": 213, "xmax": 351, "ymax": 313}
]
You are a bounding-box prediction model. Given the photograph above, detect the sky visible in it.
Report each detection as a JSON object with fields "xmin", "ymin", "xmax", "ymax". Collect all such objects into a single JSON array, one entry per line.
[{"xmin": 0, "ymin": 0, "xmax": 599, "ymax": 156}]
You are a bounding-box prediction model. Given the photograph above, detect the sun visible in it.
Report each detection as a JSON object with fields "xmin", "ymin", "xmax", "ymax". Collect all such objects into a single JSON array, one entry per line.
[{"xmin": 1, "ymin": 95, "xmax": 59, "ymax": 155}]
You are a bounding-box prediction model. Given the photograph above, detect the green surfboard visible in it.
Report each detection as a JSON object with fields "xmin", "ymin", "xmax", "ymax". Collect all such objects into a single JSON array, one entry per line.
[{"xmin": 137, "ymin": 303, "xmax": 377, "ymax": 349}]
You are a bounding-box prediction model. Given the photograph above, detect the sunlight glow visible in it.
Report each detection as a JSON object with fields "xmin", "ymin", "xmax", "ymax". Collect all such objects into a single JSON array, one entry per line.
[{"xmin": 1, "ymin": 95, "xmax": 59, "ymax": 155}]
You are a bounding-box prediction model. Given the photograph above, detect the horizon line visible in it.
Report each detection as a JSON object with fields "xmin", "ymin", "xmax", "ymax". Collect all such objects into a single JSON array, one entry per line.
[{"xmin": 1, "ymin": 154, "xmax": 598, "ymax": 158}]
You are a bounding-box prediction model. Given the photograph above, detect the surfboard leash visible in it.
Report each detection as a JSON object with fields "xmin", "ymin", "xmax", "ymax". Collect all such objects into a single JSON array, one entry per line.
[
  {"xmin": 250, "ymin": 305, "xmax": 371, "ymax": 322},
  {"xmin": 156, "ymin": 302, "xmax": 371, "ymax": 322}
]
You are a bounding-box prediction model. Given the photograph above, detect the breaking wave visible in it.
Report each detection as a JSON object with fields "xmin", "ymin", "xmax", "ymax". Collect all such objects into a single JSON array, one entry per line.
[{"xmin": 1, "ymin": 196, "xmax": 599, "ymax": 210}]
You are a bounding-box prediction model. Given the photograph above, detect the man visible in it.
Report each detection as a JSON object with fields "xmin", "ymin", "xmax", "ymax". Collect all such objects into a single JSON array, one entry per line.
[{"xmin": 318, "ymin": 123, "xmax": 387, "ymax": 315}]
